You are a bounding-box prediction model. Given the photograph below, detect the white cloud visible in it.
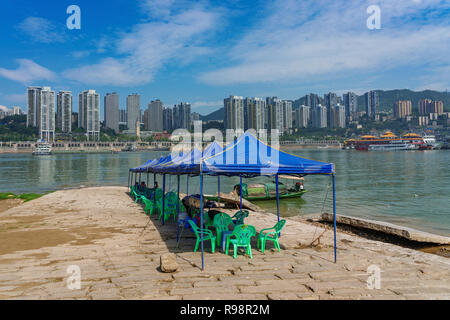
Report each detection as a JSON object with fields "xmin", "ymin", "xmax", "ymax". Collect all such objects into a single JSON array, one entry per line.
[
  {"xmin": 71, "ymin": 51, "xmax": 90, "ymax": 59},
  {"xmin": 198, "ymin": 0, "xmax": 450, "ymax": 87},
  {"xmin": 0, "ymin": 59, "xmax": 57, "ymax": 84},
  {"xmin": 64, "ymin": 2, "xmax": 222, "ymax": 86},
  {"xmin": 191, "ymin": 100, "xmax": 222, "ymax": 108},
  {"xmin": 16, "ymin": 16, "xmax": 65, "ymax": 43}
]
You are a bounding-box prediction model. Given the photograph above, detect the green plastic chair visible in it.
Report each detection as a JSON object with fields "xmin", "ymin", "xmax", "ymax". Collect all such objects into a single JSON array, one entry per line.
[
  {"xmin": 158, "ymin": 191, "xmax": 184, "ymax": 222},
  {"xmin": 132, "ymin": 189, "xmax": 144, "ymax": 203},
  {"xmin": 257, "ymin": 219, "xmax": 286, "ymax": 253},
  {"xmin": 141, "ymin": 196, "xmax": 157, "ymax": 216},
  {"xmin": 225, "ymin": 224, "xmax": 256, "ymax": 259},
  {"xmin": 153, "ymin": 188, "xmax": 163, "ymax": 201},
  {"xmin": 232, "ymin": 210, "xmax": 249, "ymax": 225},
  {"xmin": 212, "ymin": 212, "xmax": 233, "ymax": 246},
  {"xmin": 188, "ymin": 220, "xmax": 216, "ymax": 253}
]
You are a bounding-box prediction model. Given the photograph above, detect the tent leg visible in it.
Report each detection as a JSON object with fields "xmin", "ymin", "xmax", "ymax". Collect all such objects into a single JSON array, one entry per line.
[
  {"xmin": 177, "ymin": 174, "xmax": 180, "ymax": 242},
  {"xmin": 162, "ymin": 174, "xmax": 166, "ymax": 225},
  {"xmin": 127, "ymin": 171, "xmax": 130, "ymax": 190},
  {"xmin": 276, "ymin": 174, "xmax": 280, "ymax": 237},
  {"xmin": 200, "ymin": 174, "xmax": 204, "ymax": 271},
  {"xmin": 187, "ymin": 175, "xmax": 189, "ymax": 195},
  {"xmin": 154, "ymin": 174, "xmax": 156, "ymax": 187},
  {"xmin": 332, "ymin": 174, "xmax": 337, "ymax": 263},
  {"xmin": 275, "ymin": 174, "xmax": 280, "ymax": 223},
  {"xmin": 239, "ymin": 176, "xmax": 243, "ymax": 211}
]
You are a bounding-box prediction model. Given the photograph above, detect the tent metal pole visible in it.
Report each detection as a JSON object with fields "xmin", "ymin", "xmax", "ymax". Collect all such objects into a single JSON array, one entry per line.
[
  {"xmin": 139, "ymin": 173, "xmax": 141, "ymax": 186},
  {"xmin": 240, "ymin": 176, "xmax": 243, "ymax": 211},
  {"xmin": 176, "ymin": 174, "xmax": 180, "ymax": 242},
  {"xmin": 154, "ymin": 174, "xmax": 156, "ymax": 187},
  {"xmin": 187, "ymin": 175, "xmax": 189, "ymax": 195},
  {"xmin": 127, "ymin": 171, "xmax": 130, "ymax": 190},
  {"xmin": 276, "ymin": 174, "xmax": 280, "ymax": 223},
  {"xmin": 162, "ymin": 174, "xmax": 166, "ymax": 225},
  {"xmin": 200, "ymin": 173, "xmax": 204, "ymax": 270},
  {"xmin": 332, "ymin": 174, "xmax": 337, "ymax": 263}
]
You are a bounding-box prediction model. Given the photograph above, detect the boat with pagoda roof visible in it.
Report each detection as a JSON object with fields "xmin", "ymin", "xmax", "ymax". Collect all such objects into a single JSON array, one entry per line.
[{"xmin": 353, "ymin": 131, "xmax": 429, "ymax": 151}]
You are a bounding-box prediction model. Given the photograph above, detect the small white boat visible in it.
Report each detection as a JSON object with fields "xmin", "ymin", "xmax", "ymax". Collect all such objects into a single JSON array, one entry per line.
[{"xmin": 32, "ymin": 141, "xmax": 52, "ymax": 155}]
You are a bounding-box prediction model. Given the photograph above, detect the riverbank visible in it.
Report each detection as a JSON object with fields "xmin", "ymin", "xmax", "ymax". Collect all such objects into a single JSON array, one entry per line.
[{"xmin": 0, "ymin": 186, "xmax": 449, "ymax": 300}]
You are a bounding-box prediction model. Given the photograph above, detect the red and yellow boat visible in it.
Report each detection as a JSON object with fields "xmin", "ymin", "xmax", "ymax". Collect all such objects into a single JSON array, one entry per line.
[{"xmin": 353, "ymin": 131, "xmax": 430, "ymax": 151}]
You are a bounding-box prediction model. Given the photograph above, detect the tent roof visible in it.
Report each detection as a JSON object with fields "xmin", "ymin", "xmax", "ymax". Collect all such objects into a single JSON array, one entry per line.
[
  {"xmin": 130, "ymin": 141, "xmax": 223, "ymax": 173},
  {"xmin": 130, "ymin": 133, "xmax": 334, "ymax": 176},
  {"xmin": 200, "ymin": 132, "xmax": 334, "ymax": 177}
]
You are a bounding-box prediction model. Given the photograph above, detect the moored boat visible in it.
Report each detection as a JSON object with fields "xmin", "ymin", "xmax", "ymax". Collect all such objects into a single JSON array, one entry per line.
[
  {"xmin": 32, "ymin": 141, "xmax": 52, "ymax": 155},
  {"xmin": 353, "ymin": 131, "xmax": 432, "ymax": 151},
  {"xmin": 233, "ymin": 177, "xmax": 306, "ymax": 201}
]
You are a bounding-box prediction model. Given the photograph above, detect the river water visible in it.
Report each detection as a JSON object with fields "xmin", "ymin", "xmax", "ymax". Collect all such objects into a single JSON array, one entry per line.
[{"xmin": 0, "ymin": 149, "xmax": 449, "ymax": 236}]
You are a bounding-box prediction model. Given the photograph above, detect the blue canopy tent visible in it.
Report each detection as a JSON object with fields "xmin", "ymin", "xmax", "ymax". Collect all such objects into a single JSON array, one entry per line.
[{"xmin": 129, "ymin": 134, "xmax": 337, "ymax": 270}]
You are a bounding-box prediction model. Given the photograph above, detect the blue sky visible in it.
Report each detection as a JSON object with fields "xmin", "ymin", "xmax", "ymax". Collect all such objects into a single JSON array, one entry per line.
[{"xmin": 0, "ymin": 0, "xmax": 449, "ymax": 116}]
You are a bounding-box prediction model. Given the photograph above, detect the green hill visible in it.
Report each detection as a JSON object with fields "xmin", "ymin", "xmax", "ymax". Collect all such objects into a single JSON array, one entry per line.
[{"xmin": 200, "ymin": 107, "xmax": 224, "ymax": 121}]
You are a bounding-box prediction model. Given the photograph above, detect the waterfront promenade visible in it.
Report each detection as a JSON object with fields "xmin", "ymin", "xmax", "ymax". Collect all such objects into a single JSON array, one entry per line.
[{"xmin": 0, "ymin": 186, "xmax": 449, "ymax": 300}]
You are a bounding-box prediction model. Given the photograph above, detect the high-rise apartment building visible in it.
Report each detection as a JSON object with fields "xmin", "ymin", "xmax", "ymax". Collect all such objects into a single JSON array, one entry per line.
[
  {"xmin": 305, "ymin": 93, "xmax": 319, "ymax": 108},
  {"xmin": 163, "ymin": 107, "xmax": 174, "ymax": 132},
  {"xmin": 39, "ymin": 87, "xmax": 55, "ymax": 141},
  {"xmin": 311, "ymin": 105, "xmax": 327, "ymax": 128},
  {"xmin": 343, "ymin": 92, "xmax": 358, "ymax": 120},
  {"xmin": 293, "ymin": 105, "xmax": 310, "ymax": 129},
  {"xmin": 127, "ymin": 94, "xmax": 140, "ymax": 134},
  {"xmin": 27, "ymin": 86, "xmax": 55, "ymax": 141},
  {"xmin": 266, "ymin": 97, "xmax": 283, "ymax": 133},
  {"xmin": 418, "ymin": 99, "xmax": 432, "ymax": 115},
  {"xmin": 119, "ymin": 109, "xmax": 127, "ymax": 126},
  {"xmin": 148, "ymin": 99, "xmax": 163, "ymax": 132},
  {"xmin": 244, "ymin": 97, "xmax": 266, "ymax": 131},
  {"xmin": 104, "ymin": 92, "xmax": 119, "ymax": 133},
  {"xmin": 282, "ymin": 100, "xmax": 293, "ymax": 133},
  {"xmin": 26, "ymin": 86, "xmax": 41, "ymax": 128},
  {"xmin": 324, "ymin": 92, "xmax": 338, "ymax": 127},
  {"xmin": 393, "ymin": 100, "xmax": 412, "ymax": 119},
  {"xmin": 12, "ymin": 106, "xmax": 23, "ymax": 115},
  {"xmin": 173, "ymin": 102, "xmax": 191, "ymax": 130},
  {"xmin": 428, "ymin": 100, "xmax": 444, "ymax": 115},
  {"xmin": 365, "ymin": 91, "xmax": 379, "ymax": 118},
  {"xmin": 57, "ymin": 91, "xmax": 72, "ymax": 133},
  {"xmin": 224, "ymin": 96, "xmax": 244, "ymax": 130},
  {"xmin": 333, "ymin": 104, "xmax": 346, "ymax": 128},
  {"xmin": 78, "ymin": 90, "xmax": 100, "ymax": 141}
]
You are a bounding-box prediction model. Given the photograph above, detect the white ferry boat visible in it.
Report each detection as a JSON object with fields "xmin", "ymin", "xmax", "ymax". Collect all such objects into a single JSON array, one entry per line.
[
  {"xmin": 422, "ymin": 135, "xmax": 440, "ymax": 149},
  {"xmin": 32, "ymin": 141, "xmax": 52, "ymax": 155}
]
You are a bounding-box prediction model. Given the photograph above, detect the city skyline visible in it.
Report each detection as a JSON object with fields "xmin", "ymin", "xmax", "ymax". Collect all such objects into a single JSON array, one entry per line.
[{"xmin": 0, "ymin": 1, "xmax": 449, "ymax": 116}]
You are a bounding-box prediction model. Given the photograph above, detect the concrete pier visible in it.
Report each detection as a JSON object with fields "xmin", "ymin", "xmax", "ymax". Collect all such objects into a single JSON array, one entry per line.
[{"xmin": 0, "ymin": 187, "xmax": 449, "ymax": 300}]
